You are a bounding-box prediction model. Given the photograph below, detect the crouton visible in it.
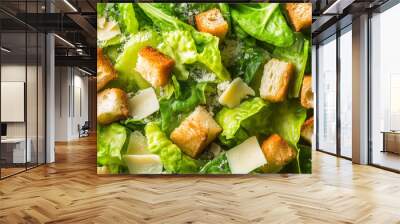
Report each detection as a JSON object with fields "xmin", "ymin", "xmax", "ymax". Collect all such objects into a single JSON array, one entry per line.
[
  {"xmin": 259, "ymin": 59, "xmax": 294, "ymax": 102},
  {"xmin": 97, "ymin": 48, "xmax": 117, "ymax": 91},
  {"xmin": 195, "ymin": 8, "xmax": 228, "ymax": 39},
  {"xmin": 97, "ymin": 88, "xmax": 129, "ymax": 125},
  {"xmin": 301, "ymin": 116, "xmax": 314, "ymax": 144},
  {"xmin": 301, "ymin": 75, "xmax": 313, "ymax": 109},
  {"xmin": 261, "ymin": 134, "xmax": 297, "ymax": 167},
  {"xmin": 135, "ymin": 46, "xmax": 175, "ymax": 88},
  {"xmin": 286, "ymin": 3, "xmax": 312, "ymax": 32},
  {"xmin": 170, "ymin": 106, "xmax": 222, "ymax": 158}
]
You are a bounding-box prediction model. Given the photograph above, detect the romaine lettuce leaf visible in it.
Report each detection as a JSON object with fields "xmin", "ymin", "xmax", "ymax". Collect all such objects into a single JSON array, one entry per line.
[
  {"xmin": 241, "ymin": 106, "xmax": 273, "ymax": 136},
  {"xmin": 159, "ymin": 82, "xmax": 208, "ymax": 135},
  {"xmin": 231, "ymin": 3, "xmax": 294, "ymax": 47},
  {"xmin": 218, "ymin": 128, "xmax": 249, "ymax": 148},
  {"xmin": 267, "ymin": 100, "xmax": 307, "ymax": 174},
  {"xmin": 133, "ymin": 4, "xmax": 153, "ymax": 29},
  {"xmin": 138, "ymin": 3, "xmax": 193, "ymax": 31},
  {"xmin": 192, "ymin": 32, "xmax": 231, "ymax": 81},
  {"xmin": 113, "ymin": 31, "xmax": 160, "ymax": 91},
  {"xmin": 200, "ymin": 153, "xmax": 231, "ymax": 174},
  {"xmin": 98, "ymin": 3, "xmax": 138, "ymax": 36},
  {"xmin": 222, "ymin": 39, "xmax": 270, "ymax": 84},
  {"xmin": 254, "ymin": 100, "xmax": 307, "ymax": 174},
  {"xmin": 145, "ymin": 122, "xmax": 199, "ymax": 173},
  {"xmin": 97, "ymin": 123, "xmax": 130, "ymax": 174},
  {"xmin": 118, "ymin": 3, "xmax": 139, "ymax": 34},
  {"xmin": 138, "ymin": 3, "xmax": 230, "ymax": 81},
  {"xmin": 157, "ymin": 30, "xmax": 198, "ymax": 80},
  {"xmin": 270, "ymin": 99, "xmax": 307, "ymax": 146},
  {"xmin": 273, "ymin": 33, "xmax": 309, "ymax": 98},
  {"xmin": 216, "ymin": 97, "xmax": 267, "ymax": 140},
  {"xmin": 298, "ymin": 144, "xmax": 312, "ymax": 174}
]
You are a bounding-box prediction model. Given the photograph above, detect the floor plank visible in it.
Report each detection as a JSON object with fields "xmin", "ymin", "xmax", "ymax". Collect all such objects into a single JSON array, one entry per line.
[{"xmin": 0, "ymin": 136, "xmax": 399, "ymax": 224}]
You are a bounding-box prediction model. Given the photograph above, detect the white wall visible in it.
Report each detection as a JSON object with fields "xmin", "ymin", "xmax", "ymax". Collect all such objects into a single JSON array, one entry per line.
[{"xmin": 55, "ymin": 67, "xmax": 89, "ymax": 141}]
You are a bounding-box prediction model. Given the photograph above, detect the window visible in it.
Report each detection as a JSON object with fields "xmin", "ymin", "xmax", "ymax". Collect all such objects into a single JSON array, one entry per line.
[
  {"xmin": 317, "ymin": 35, "xmax": 337, "ymax": 154},
  {"xmin": 370, "ymin": 3, "xmax": 400, "ymax": 171},
  {"xmin": 339, "ymin": 27, "xmax": 352, "ymax": 158},
  {"xmin": 0, "ymin": 0, "xmax": 47, "ymax": 179}
]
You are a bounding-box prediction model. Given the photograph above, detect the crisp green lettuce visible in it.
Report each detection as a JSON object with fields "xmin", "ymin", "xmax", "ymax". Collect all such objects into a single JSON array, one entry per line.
[
  {"xmin": 157, "ymin": 30, "xmax": 198, "ymax": 80},
  {"xmin": 298, "ymin": 144, "xmax": 312, "ymax": 173},
  {"xmin": 97, "ymin": 3, "xmax": 106, "ymax": 16},
  {"xmin": 98, "ymin": 35, "xmax": 123, "ymax": 49},
  {"xmin": 241, "ymin": 106, "xmax": 273, "ymax": 136},
  {"xmin": 133, "ymin": 4, "xmax": 153, "ymax": 30},
  {"xmin": 113, "ymin": 31, "xmax": 160, "ymax": 91},
  {"xmin": 269, "ymin": 100, "xmax": 307, "ymax": 173},
  {"xmin": 200, "ymin": 153, "xmax": 231, "ymax": 174},
  {"xmin": 145, "ymin": 122, "xmax": 199, "ymax": 173},
  {"xmin": 159, "ymin": 82, "xmax": 209, "ymax": 135},
  {"xmin": 97, "ymin": 123, "xmax": 130, "ymax": 174},
  {"xmin": 219, "ymin": 128, "xmax": 249, "ymax": 148},
  {"xmin": 138, "ymin": 3, "xmax": 193, "ymax": 31},
  {"xmin": 270, "ymin": 100, "xmax": 307, "ymax": 146},
  {"xmin": 231, "ymin": 3, "xmax": 293, "ymax": 47},
  {"xmin": 118, "ymin": 3, "xmax": 139, "ymax": 34},
  {"xmin": 138, "ymin": 3, "xmax": 230, "ymax": 81},
  {"xmin": 192, "ymin": 32, "xmax": 231, "ymax": 81},
  {"xmin": 216, "ymin": 97, "xmax": 267, "ymax": 140},
  {"xmin": 157, "ymin": 30, "xmax": 230, "ymax": 81},
  {"xmin": 273, "ymin": 33, "xmax": 310, "ymax": 98},
  {"xmin": 100, "ymin": 3, "xmax": 139, "ymax": 34},
  {"xmin": 222, "ymin": 39, "xmax": 271, "ymax": 84}
]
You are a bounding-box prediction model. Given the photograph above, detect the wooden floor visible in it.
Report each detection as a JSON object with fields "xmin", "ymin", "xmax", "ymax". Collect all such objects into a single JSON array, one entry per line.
[
  {"xmin": 373, "ymin": 150, "xmax": 400, "ymax": 171},
  {"xmin": 0, "ymin": 136, "xmax": 400, "ymax": 224}
]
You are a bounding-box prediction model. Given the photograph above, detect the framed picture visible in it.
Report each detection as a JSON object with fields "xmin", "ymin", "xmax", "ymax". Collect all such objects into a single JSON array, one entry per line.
[{"xmin": 96, "ymin": 2, "xmax": 313, "ymax": 175}]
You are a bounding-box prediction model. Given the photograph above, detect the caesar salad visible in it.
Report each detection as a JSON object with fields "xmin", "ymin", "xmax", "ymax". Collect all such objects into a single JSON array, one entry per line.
[{"xmin": 96, "ymin": 3, "xmax": 313, "ymax": 175}]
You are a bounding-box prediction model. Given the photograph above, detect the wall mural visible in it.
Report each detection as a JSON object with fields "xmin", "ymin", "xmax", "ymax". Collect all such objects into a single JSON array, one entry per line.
[{"xmin": 96, "ymin": 3, "xmax": 313, "ymax": 175}]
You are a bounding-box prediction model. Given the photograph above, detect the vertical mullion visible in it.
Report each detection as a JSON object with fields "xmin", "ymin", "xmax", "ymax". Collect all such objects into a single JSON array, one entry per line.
[
  {"xmin": 36, "ymin": 0, "xmax": 39, "ymax": 167},
  {"xmin": 367, "ymin": 11, "xmax": 373, "ymax": 165},
  {"xmin": 25, "ymin": 0, "xmax": 28, "ymax": 171},
  {"xmin": 336, "ymin": 28, "xmax": 341, "ymax": 157},
  {"xmin": 0, "ymin": 18, "xmax": 2, "ymax": 179},
  {"xmin": 44, "ymin": 0, "xmax": 47, "ymax": 164},
  {"xmin": 315, "ymin": 45, "xmax": 319, "ymax": 150}
]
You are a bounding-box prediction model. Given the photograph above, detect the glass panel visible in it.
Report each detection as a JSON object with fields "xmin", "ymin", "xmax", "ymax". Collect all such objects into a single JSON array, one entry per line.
[
  {"xmin": 371, "ymin": 4, "xmax": 400, "ymax": 171},
  {"xmin": 312, "ymin": 45, "xmax": 317, "ymax": 150},
  {"xmin": 26, "ymin": 0, "xmax": 39, "ymax": 169},
  {"xmin": 27, "ymin": 31, "xmax": 38, "ymax": 169},
  {"xmin": 317, "ymin": 35, "xmax": 337, "ymax": 154},
  {"xmin": 38, "ymin": 32, "xmax": 45, "ymax": 165},
  {"xmin": 339, "ymin": 28, "xmax": 352, "ymax": 158},
  {"xmin": 1, "ymin": 30, "xmax": 27, "ymax": 177}
]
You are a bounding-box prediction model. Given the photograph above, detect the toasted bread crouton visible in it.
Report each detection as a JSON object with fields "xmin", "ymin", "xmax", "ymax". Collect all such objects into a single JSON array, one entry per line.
[
  {"xmin": 286, "ymin": 3, "xmax": 312, "ymax": 32},
  {"xmin": 170, "ymin": 106, "xmax": 222, "ymax": 158},
  {"xmin": 135, "ymin": 46, "xmax": 174, "ymax": 88},
  {"xmin": 97, "ymin": 88, "xmax": 129, "ymax": 125},
  {"xmin": 261, "ymin": 134, "xmax": 297, "ymax": 167},
  {"xmin": 260, "ymin": 59, "xmax": 294, "ymax": 102},
  {"xmin": 97, "ymin": 48, "xmax": 117, "ymax": 91},
  {"xmin": 195, "ymin": 8, "xmax": 228, "ymax": 39},
  {"xmin": 301, "ymin": 75, "xmax": 313, "ymax": 109},
  {"xmin": 301, "ymin": 116, "xmax": 314, "ymax": 144}
]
